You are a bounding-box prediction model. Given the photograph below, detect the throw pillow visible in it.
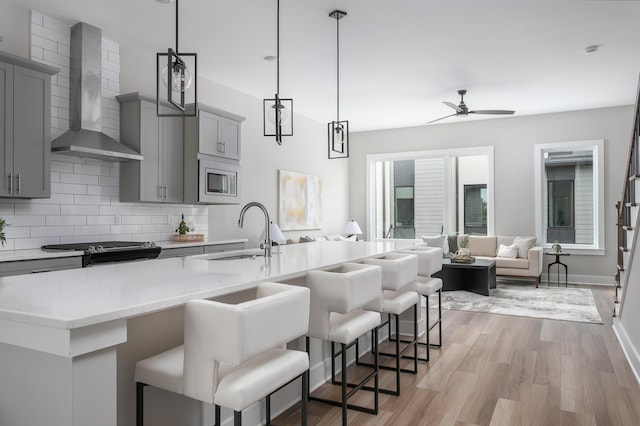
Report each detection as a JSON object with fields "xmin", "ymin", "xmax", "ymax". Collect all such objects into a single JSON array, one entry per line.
[
  {"xmin": 299, "ymin": 236, "xmax": 315, "ymax": 243},
  {"xmin": 422, "ymin": 235, "xmax": 449, "ymax": 254},
  {"xmin": 513, "ymin": 236, "xmax": 536, "ymax": 259},
  {"xmin": 497, "ymin": 243, "xmax": 518, "ymax": 259}
]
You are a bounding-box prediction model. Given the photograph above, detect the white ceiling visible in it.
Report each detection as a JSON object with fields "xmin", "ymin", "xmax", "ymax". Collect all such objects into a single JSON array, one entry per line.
[{"xmin": 8, "ymin": 0, "xmax": 640, "ymax": 131}]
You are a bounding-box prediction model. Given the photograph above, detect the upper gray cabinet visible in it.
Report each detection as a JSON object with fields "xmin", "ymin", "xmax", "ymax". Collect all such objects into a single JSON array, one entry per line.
[
  {"xmin": 184, "ymin": 104, "xmax": 244, "ymax": 161},
  {"xmin": 0, "ymin": 52, "xmax": 58, "ymax": 199},
  {"xmin": 117, "ymin": 93, "xmax": 183, "ymax": 203}
]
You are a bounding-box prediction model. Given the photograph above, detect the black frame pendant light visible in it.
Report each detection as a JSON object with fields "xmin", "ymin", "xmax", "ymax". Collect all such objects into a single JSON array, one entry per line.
[
  {"xmin": 156, "ymin": 0, "xmax": 197, "ymax": 117},
  {"xmin": 328, "ymin": 10, "xmax": 349, "ymax": 159},
  {"xmin": 263, "ymin": 0, "xmax": 293, "ymax": 145}
]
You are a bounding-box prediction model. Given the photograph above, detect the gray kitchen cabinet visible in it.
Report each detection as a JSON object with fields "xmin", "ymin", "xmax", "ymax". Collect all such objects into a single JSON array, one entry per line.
[
  {"xmin": 0, "ymin": 256, "xmax": 82, "ymax": 278},
  {"xmin": 158, "ymin": 242, "xmax": 246, "ymax": 259},
  {"xmin": 117, "ymin": 93, "xmax": 183, "ymax": 203},
  {"xmin": 0, "ymin": 52, "xmax": 58, "ymax": 199},
  {"xmin": 184, "ymin": 104, "xmax": 244, "ymax": 161}
]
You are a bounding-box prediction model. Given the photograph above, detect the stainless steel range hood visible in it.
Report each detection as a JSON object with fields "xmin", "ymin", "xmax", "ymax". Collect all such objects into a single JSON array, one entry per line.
[{"xmin": 51, "ymin": 22, "xmax": 142, "ymax": 161}]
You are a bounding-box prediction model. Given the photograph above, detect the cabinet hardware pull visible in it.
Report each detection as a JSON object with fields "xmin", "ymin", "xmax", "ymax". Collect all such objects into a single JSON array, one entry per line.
[
  {"xmin": 16, "ymin": 173, "xmax": 20, "ymax": 194},
  {"xmin": 8, "ymin": 173, "xmax": 12, "ymax": 193},
  {"xmin": 158, "ymin": 186, "xmax": 163, "ymax": 198},
  {"xmin": 164, "ymin": 186, "xmax": 168, "ymax": 198}
]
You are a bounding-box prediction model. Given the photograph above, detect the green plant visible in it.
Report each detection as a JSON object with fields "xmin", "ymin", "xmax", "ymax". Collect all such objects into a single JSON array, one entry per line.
[
  {"xmin": 458, "ymin": 234, "xmax": 469, "ymax": 249},
  {"xmin": 175, "ymin": 214, "xmax": 190, "ymax": 235},
  {"xmin": 0, "ymin": 217, "xmax": 7, "ymax": 246}
]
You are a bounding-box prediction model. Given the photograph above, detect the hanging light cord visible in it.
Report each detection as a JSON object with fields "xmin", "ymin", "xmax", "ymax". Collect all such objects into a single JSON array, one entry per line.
[
  {"xmin": 276, "ymin": 0, "xmax": 280, "ymax": 96},
  {"xmin": 336, "ymin": 13, "xmax": 340, "ymax": 123},
  {"xmin": 175, "ymin": 0, "xmax": 179, "ymax": 53}
]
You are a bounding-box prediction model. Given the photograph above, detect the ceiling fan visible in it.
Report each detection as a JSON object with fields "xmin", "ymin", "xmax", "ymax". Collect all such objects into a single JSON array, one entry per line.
[{"xmin": 428, "ymin": 89, "xmax": 515, "ymax": 124}]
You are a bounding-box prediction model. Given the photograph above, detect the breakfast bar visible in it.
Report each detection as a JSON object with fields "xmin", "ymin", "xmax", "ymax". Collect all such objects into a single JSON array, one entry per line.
[{"xmin": 0, "ymin": 240, "xmax": 418, "ymax": 426}]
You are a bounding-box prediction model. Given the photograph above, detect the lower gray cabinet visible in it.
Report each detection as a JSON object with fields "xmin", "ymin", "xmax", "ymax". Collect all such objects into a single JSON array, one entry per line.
[
  {"xmin": 0, "ymin": 256, "xmax": 83, "ymax": 278},
  {"xmin": 158, "ymin": 242, "xmax": 246, "ymax": 259}
]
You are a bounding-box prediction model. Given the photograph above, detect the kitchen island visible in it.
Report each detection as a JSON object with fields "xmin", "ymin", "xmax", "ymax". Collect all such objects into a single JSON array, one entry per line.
[{"xmin": 0, "ymin": 240, "xmax": 419, "ymax": 426}]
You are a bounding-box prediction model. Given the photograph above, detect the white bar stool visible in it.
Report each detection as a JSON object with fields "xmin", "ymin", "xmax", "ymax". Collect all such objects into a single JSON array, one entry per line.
[
  {"xmin": 304, "ymin": 263, "xmax": 382, "ymax": 426},
  {"xmin": 359, "ymin": 252, "xmax": 419, "ymax": 396},
  {"xmin": 134, "ymin": 282, "xmax": 310, "ymax": 426},
  {"xmin": 398, "ymin": 246, "xmax": 444, "ymax": 362}
]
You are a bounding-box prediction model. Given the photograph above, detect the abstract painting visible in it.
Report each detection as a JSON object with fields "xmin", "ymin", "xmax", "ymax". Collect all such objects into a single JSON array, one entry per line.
[{"xmin": 278, "ymin": 170, "xmax": 322, "ymax": 230}]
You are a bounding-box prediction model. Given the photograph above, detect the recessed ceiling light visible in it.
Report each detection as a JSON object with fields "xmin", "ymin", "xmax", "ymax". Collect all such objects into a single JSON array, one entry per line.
[{"xmin": 584, "ymin": 45, "xmax": 599, "ymax": 54}]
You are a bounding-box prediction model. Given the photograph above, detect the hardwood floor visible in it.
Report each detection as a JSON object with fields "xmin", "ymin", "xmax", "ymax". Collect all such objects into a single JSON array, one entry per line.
[{"xmin": 275, "ymin": 285, "xmax": 640, "ymax": 425}]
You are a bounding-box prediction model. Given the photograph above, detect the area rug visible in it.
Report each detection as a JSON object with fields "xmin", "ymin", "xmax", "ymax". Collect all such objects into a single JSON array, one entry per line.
[{"xmin": 434, "ymin": 282, "xmax": 603, "ymax": 324}]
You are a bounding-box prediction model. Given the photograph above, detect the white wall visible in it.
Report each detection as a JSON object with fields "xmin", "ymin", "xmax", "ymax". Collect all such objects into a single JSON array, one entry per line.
[{"xmin": 349, "ymin": 106, "xmax": 632, "ymax": 283}]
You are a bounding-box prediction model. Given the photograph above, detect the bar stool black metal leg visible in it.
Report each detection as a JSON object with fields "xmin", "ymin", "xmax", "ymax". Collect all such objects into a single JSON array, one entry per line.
[
  {"xmin": 136, "ymin": 382, "xmax": 146, "ymax": 426},
  {"xmin": 215, "ymin": 405, "xmax": 221, "ymax": 426}
]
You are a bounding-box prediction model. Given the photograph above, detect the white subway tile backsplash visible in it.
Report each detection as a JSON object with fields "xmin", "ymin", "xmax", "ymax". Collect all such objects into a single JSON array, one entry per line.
[
  {"xmin": 74, "ymin": 195, "xmax": 111, "ymax": 206},
  {"xmin": 99, "ymin": 205, "xmax": 133, "ymax": 216},
  {"xmin": 74, "ymin": 225, "xmax": 112, "ymax": 236},
  {"xmin": 46, "ymin": 215, "xmax": 87, "ymax": 226},
  {"xmin": 31, "ymin": 45, "xmax": 44, "ymax": 59},
  {"xmin": 58, "ymin": 43, "xmax": 70, "ymax": 57},
  {"xmin": 31, "ymin": 33, "xmax": 58, "ymax": 52},
  {"xmin": 97, "ymin": 176, "xmax": 119, "ymax": 187},
  {"xmin": 42, "ymin": 15, "xmax": 70, "ymax": 37},
  {"xmin": 15, "ymin": 237, "xmax": 61, "ymax": 250},
  {"xmin": 61, "ymin": 205, "xmax": 100, "ymax": 216},
  {"xmin": 31, "ymin": 24, "xmax": 70, "ymax": 46},
  {"xmin": 87, "ymin": 185, "xmax": 119, "ymax": 197},
  {"xmin": 60, "ymin": 172, "xmax": 99, "ymax": 185},
  {"xmin": 0, "ymin": 204, "xmax": 16, "ymax": 215},
  {"xmin": 31, "ymin": 225, "xmax": 73, "ymax": 237},
  {"xmin": 102, "ymin": 38, "xmax": 119, "ymax": 53},
  {"xmin": 51, "ymin": 159, "xmax": 75, "ymax": 172},
  {"xmin": 87, "ymin": 216, "xmax": 115, "ymax": 226},
  {"xmin": 5, "ymin": 226, "xmax": 31, "ymax": 239},
  {"xmin": 73, "ymin": 163, "xmax": 113, "ymax": 176},
  {"xmin": 5, "ymin": 215, "xmax": 46, "ymax": 226},
  {"xmin": 51, "ymin": 182, "xmax": 87, "ymax": 195},
  {"xmin": 111, "ymin": 224, "xmax": 143, "ymax": 234},
  {"xmin": 31, "ymin": 193, "xmax": 75, "ymax": 205},
  {"xmin": 15, "ymin": 204, "xmax": 61, "ymax": 215},
  {"xmin": 31, "ymin": 10, "xmax": 44, "ymax": 25},
  {"xmin": 43, "ymin": 49, "xmax": 70, "ymax": 67}
]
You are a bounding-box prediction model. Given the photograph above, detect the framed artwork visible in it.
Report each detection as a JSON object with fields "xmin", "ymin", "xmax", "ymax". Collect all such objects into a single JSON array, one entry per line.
[{"xmin": 278, "ymin": 170, "xmax": 322, "ymax": 230}]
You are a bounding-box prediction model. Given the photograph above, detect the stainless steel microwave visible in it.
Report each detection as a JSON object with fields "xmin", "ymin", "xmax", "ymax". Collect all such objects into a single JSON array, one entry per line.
[{"xmin": 198, "ymin": 159, "xmax": 240, "ymax": 203}]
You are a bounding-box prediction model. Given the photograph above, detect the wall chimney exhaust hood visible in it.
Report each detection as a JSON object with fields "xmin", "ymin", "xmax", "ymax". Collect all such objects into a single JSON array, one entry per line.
[{"xmin": 51, "ymin": 22, "xmax": 142, "ymax": 161}]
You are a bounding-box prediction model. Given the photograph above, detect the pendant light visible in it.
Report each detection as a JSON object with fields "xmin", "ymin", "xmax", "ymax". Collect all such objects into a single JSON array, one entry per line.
[
  {"xmin": 156, "ymin": 0, "xmax": 197, "ymax": 117},
  {"xmin": 328, "ymin": 10, "xmax": 349, "ymax": 159},
  {"xmin": 263, "ymin": 0, "xmax": 293, "ymax": 145}
]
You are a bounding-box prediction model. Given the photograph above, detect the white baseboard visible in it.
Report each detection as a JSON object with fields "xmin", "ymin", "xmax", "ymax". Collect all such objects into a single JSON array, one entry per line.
[
  {"xmin": 612, "ymin": 318, "xmax": 640, "ymax": 387},
  {"xmin": 540, "ymin": 273, "xmax": 614, "ymax": 286}
]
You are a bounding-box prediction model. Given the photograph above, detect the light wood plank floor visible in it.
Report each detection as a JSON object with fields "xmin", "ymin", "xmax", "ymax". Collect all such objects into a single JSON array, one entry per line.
[{"xmin": 275, "ymin": 284, "xmax": 640, "ymax": 425}]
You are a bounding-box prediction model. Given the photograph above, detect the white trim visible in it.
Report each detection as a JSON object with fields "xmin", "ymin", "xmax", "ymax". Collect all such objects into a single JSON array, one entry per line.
[
  {"xmin": 366, "ymin": 146, "xmax": 495, "ymax": 241},
  {"xmin": 534, "ymin": 140, "xmax": 605, "ymax": 251},
  {"xmin": 541, "ymin": 273, "xmax": 614, "ymax": 286},
  {"xmin": 613, "ymin": 319, "xmax": 640, "ymax": 387}
]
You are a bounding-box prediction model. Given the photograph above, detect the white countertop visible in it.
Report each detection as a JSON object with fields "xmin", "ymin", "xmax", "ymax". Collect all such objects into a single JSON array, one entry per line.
[{"xmin": 0, "ymin": 240, "xmax": 420, "ymax": 330}]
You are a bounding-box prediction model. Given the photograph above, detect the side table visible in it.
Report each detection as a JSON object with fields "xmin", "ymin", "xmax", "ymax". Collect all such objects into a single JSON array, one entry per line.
[{"xmin": 545, "ymin": 252, "xmax": 570, "ymax": 287}]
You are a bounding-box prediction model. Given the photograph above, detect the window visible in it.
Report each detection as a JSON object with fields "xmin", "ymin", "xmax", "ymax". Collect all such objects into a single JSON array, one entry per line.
[
  {"xmin": 366, "ymin": 146, "xmax": 494, "ymax": 240},
  {"xmin": 464, "ymin": 184, "xmax": 487, "ymax": 234},
  {"xmin": 534, "ymin": 140, "xmax": 604, "ymax": 254}
]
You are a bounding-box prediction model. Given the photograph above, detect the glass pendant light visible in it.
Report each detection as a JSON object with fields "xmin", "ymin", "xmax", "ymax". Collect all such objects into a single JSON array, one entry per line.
[
  {"xmin": 263, "ymin": 0, "xmax": 293, "ymax": 145},
  {"xmin": 156, "ymin": 0, "xmax": 197, "ymax": 117},
  {"xmin": 328, "ymin": 10, "xmax": 349, "ymax": 159}
]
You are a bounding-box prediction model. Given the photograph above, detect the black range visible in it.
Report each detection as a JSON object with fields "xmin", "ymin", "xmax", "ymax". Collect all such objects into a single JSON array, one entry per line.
[{"xmin": 42, "ymin": 241, "xmax": 162, "ymax": 267}]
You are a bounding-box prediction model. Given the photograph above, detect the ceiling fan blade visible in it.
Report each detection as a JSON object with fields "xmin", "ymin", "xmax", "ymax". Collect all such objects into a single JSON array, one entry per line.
[
  {"xmin": 443, "ymin": 101, "xmax": 463, "ymax": 113},
  {"xmin": 469, "ymin": 109, "xmax": 515, "ymax": 115},
  {"xmin": 427, "ymin": 113, "xmax": 457, "ymax": 124}
]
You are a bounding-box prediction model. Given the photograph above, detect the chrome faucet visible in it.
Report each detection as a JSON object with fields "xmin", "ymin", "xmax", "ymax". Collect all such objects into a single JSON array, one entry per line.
[{"xmin": 238, "ymin": 202, "xmax": 272, "ymax": 257}]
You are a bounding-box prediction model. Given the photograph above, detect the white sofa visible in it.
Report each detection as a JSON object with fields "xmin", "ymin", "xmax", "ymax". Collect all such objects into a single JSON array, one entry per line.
[{"xmin": 458, "ymin": 235, "xmax": 543, "ymax": 287}]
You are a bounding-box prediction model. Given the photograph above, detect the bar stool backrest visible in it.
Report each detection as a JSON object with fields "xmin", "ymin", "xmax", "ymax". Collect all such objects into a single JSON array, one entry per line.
[
  {"xmin": 182, "ymin": 282, "xmax": 310, "ymax": 403},
  {"xmin": 362, "ymin": 253, "xmax": 418, "ymax": 291},
  {"xmin": 398, "ymin": 247, "xmax": 443, "ymax": 276},
  {"xmin": 305, "ymin": 263, "xmax": 382, "ymax": 340}
]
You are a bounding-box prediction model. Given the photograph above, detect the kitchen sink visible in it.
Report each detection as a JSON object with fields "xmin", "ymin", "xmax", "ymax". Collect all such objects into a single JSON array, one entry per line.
[{"xmin": 205, "ymin": 249, "xmax": 266, "ymax": 261}]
